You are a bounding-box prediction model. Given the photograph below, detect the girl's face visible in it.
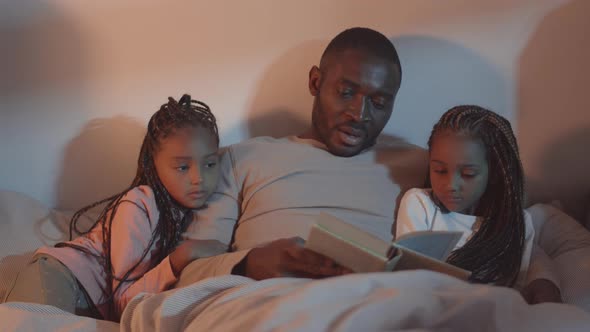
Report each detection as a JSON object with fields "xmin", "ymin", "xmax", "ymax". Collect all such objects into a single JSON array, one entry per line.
[
  {"xmin": 429, "ymin": 132, "xmax": 489, "ymax": 215},
  {"xmin": 153, "ymin": 126, "xmax": 219, "ymax": 209}
]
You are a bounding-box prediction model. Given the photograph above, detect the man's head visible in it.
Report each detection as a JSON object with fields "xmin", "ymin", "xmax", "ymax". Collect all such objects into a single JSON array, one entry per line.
[{"xmin": 306, "ymin": 27, "xmax": 402, "ymax": 157}]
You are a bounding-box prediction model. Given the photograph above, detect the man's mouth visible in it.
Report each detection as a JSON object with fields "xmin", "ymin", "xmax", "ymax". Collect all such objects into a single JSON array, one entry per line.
[{"xmin": 337, "ymin": 126, "xmax": 365, "ymax": 147}]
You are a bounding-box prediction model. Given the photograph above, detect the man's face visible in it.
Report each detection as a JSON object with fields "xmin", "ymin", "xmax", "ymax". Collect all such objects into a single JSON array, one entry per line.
[{"xmin": 308, "ymin": 49, "xmax": 401, "ymax": 157}]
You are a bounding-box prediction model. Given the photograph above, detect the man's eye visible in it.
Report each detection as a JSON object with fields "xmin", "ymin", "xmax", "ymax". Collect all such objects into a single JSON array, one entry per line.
[
  {"xmin": 371, "ymin": 98, "xmax": 387, "ymax": 110},
  {"xmin": 339, "ymin": 89, "xmax": 354, "ymax": 98}
]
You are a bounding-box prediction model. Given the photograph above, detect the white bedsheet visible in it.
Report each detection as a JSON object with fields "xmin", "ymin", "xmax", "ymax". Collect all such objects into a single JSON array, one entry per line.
[
  {"xmin": 120, "ymin": 271, "xmax": 590, "ymax": 332},
  {"xmin": 2, "ymin": 271, "xmax": 589, "ymax": 331},
  {"xmin": 2, "ymin": 190, "xmax": 590, "ymax": 332},
  {"xmin": 0, "ymin": 302, "xmax": 118, "ymax": 331}
]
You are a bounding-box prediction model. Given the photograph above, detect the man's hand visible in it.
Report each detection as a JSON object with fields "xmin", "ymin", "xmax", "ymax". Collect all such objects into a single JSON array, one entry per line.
[
  {"xmin": 521, "ymin": 278, "xmax": 563, "ymax": 304},
  {"xmin": 170, "ymin": 239, "xmax": 228, "ymax": 276},
  {"xmin": 235, "ymin": 237, "xmax": 352, "ymax": 280}
]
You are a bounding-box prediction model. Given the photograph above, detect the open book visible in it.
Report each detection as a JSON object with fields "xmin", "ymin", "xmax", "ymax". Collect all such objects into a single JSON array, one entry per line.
[{"xmin": 305, "ymin": 213, "xmax": 471, "ymax": 281}]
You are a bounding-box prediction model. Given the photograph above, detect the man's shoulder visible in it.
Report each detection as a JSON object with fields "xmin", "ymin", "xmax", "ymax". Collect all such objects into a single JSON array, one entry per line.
[
  {"xmin": 222, "ymin": 136, "xmax": 298, "ymax": 157},
  {"xmin": 230, "ymin": 136, "xmax": 287, "ymax": 147},
  {"xmin": 372, "ymin": 136, "xmax": 429, "ymax": 192},
  {"xmin": 373, "ymin": 136, "xmax": 428, "ymax": 158}
]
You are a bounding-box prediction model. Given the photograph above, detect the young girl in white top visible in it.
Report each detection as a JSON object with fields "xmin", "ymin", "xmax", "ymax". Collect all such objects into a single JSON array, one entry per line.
[
  {"xmin": 396, "ymin": 105, "xmax": 561, "ymax": 303},
  {"xmin": 6, "ymin": 94, "xmax": 227, "ymax": 320}
]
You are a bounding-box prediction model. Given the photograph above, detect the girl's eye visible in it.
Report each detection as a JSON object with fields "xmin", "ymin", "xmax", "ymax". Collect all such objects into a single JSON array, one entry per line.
[
  {"xmin": 462, "ymin": 172, "xmax": 477, "ymax": 178},
  {"xmin": 176, "ymin": 165, "xmax": 189, "ymax": 172},
  {"xmin": 205, "ymin": 162, "xmax": 217, "ymax": 168}
]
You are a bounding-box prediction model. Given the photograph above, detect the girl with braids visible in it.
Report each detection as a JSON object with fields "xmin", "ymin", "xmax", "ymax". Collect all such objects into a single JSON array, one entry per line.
[
  {"xmin": 396, "ymin": 105, "xmax": 562, "ymax": 303},
  {"xmin": 6, "ymin": 94, "xmax": 227, "ymax": 320}
]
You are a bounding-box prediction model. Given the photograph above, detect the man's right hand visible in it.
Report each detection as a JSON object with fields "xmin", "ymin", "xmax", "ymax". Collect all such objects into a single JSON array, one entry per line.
[{"xmin": 234, "ymin": 237, "xmax": 353, "ymax": 280}]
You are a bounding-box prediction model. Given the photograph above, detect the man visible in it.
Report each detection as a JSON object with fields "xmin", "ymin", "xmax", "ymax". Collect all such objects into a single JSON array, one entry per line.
[{"xmin": 179, "ymin": 27, "xmax": 428, "ymax": 284}]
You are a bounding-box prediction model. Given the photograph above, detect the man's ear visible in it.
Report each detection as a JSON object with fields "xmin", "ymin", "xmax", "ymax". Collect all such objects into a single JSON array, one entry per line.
[{"xmin": 308, "ymin": 65, "xmax": 321, "ymax": 97}]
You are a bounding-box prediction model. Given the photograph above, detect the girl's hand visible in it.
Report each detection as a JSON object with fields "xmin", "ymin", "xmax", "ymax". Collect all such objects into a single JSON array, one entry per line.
[
  {"xmin": 521, "ymin": 278, "xmax": 563, "ymax": 304},
  {"xmin": 170, "ymin": 239, "xmax": 228, "ymax": 276}
]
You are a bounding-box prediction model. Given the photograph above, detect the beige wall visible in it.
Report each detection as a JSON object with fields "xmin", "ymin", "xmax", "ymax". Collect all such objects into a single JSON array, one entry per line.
[{"xmin": 1, "ymin": 0, "xmax": 587, "ymax": 223}]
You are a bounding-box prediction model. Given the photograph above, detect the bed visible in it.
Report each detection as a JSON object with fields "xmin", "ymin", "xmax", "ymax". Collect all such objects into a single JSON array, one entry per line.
[{"xmin": 1, "ymin": 190, "xmax": 590, "ymax": 331}]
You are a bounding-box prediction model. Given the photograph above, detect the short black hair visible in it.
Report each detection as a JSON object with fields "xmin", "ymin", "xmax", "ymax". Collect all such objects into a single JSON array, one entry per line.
[{"xmin": 320, "ymin": 27, "xmax": 402, "ymax": 80}]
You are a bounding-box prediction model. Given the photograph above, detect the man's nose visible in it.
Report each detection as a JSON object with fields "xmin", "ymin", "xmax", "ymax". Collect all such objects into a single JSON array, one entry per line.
[{"xmin": 348, "ymin": 96, "xmax": 371, "ymax": 122}]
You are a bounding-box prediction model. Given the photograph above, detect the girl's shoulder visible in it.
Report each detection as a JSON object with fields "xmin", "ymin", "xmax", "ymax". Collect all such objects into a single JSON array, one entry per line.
[
  {"xmin": 402, "ymin": 188, "xmax": 434, "ymax": 204},
  {"xmin": 119, "ymin": 185, "xmax": 158, "ymax": 211},
  {"xmin": 523, "ymin": 209, "xmax": 535, "ymax": 239},
  {"xmin": 401, "ymin": 188, "xmax": 437, "ymax": 212}
]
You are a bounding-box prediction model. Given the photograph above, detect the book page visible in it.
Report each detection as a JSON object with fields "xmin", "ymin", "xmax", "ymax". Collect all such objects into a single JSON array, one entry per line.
[
  {"xmin": 393, "ymin": 245, "xmax": 471, "ymax": 281},
  {"xmin": 395, "ymin": 231, "xmax": 463, "ymax": 261}
]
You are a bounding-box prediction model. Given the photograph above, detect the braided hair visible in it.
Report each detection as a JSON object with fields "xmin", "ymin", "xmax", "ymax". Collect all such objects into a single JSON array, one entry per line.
[
  {"xmin": 427, "ymin": 105, "xmax": 525, "ymax": 286},
  {"xmin": 56, "ymin": 94, "xmax": 219, "ymax": 312}
]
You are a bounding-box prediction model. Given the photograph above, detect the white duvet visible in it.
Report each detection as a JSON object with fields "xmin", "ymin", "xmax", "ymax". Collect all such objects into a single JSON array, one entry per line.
[
  {"xmin": 1, "ymin": 190, "xmax": 590, "ymax": 331},
  {"xmin": 3, "ymin": 271, "xmax": 589, "ymax": 332}
]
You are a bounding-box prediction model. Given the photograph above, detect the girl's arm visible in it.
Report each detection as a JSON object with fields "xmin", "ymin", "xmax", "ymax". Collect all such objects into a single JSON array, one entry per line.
[
  {"xmin": 395, "ymin": 188, "xmax": 431, "ymax": 238},
  {"xmin": 169, "ymin": 239, "xmax": 228, "ymax": 276},
  {"xmin": 109, "ymin": 187, "xmax": 181, "ymax": 318}
]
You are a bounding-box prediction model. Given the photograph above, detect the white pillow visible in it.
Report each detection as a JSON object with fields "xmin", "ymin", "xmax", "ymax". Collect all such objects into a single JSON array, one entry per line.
[
  {"xmin": 0, "ymin": 191, "xmax": 64, "ymax": 258},
  {"xmin": 0, "ymin": 191, "xmax": 60, "ymax": 302}
]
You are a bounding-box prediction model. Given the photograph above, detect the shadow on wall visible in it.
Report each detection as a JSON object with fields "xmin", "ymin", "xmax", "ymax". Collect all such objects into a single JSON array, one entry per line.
[
  {"xmin": 245, "ymin": 40, "xmax": 326, "ymax": 138},
  {"xmin": 0, "ymin": 1, "xmax": 86, "ymax": 97},
  {"xmin": 55, "ymin": 116, "xmax": 146, "ymax": 211},
  {"xmin": 0, "ymin": 1, "xmax": 93, "ymax": 209},
  {"xmin": 517, "ymin": 0, "xmax": 590, "ymax": 223},
  {"xmin": 389, "ymin": 35, "xmax": 508, "ymax": 147}
]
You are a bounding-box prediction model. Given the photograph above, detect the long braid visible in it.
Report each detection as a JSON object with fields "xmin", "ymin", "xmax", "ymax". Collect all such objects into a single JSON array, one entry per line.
[
  {"xmin": 427, "ymin": 105, "xmax": 525, "ymax": 286},
  {"xmin": 56, "ymin": 94, "xmax": 219, "ymax": 315}
]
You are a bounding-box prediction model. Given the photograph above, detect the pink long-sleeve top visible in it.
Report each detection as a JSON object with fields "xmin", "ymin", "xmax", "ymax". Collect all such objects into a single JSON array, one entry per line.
[{"xmin": 37, "ymin": 185, "xmax": 178, "ymax": 320}]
